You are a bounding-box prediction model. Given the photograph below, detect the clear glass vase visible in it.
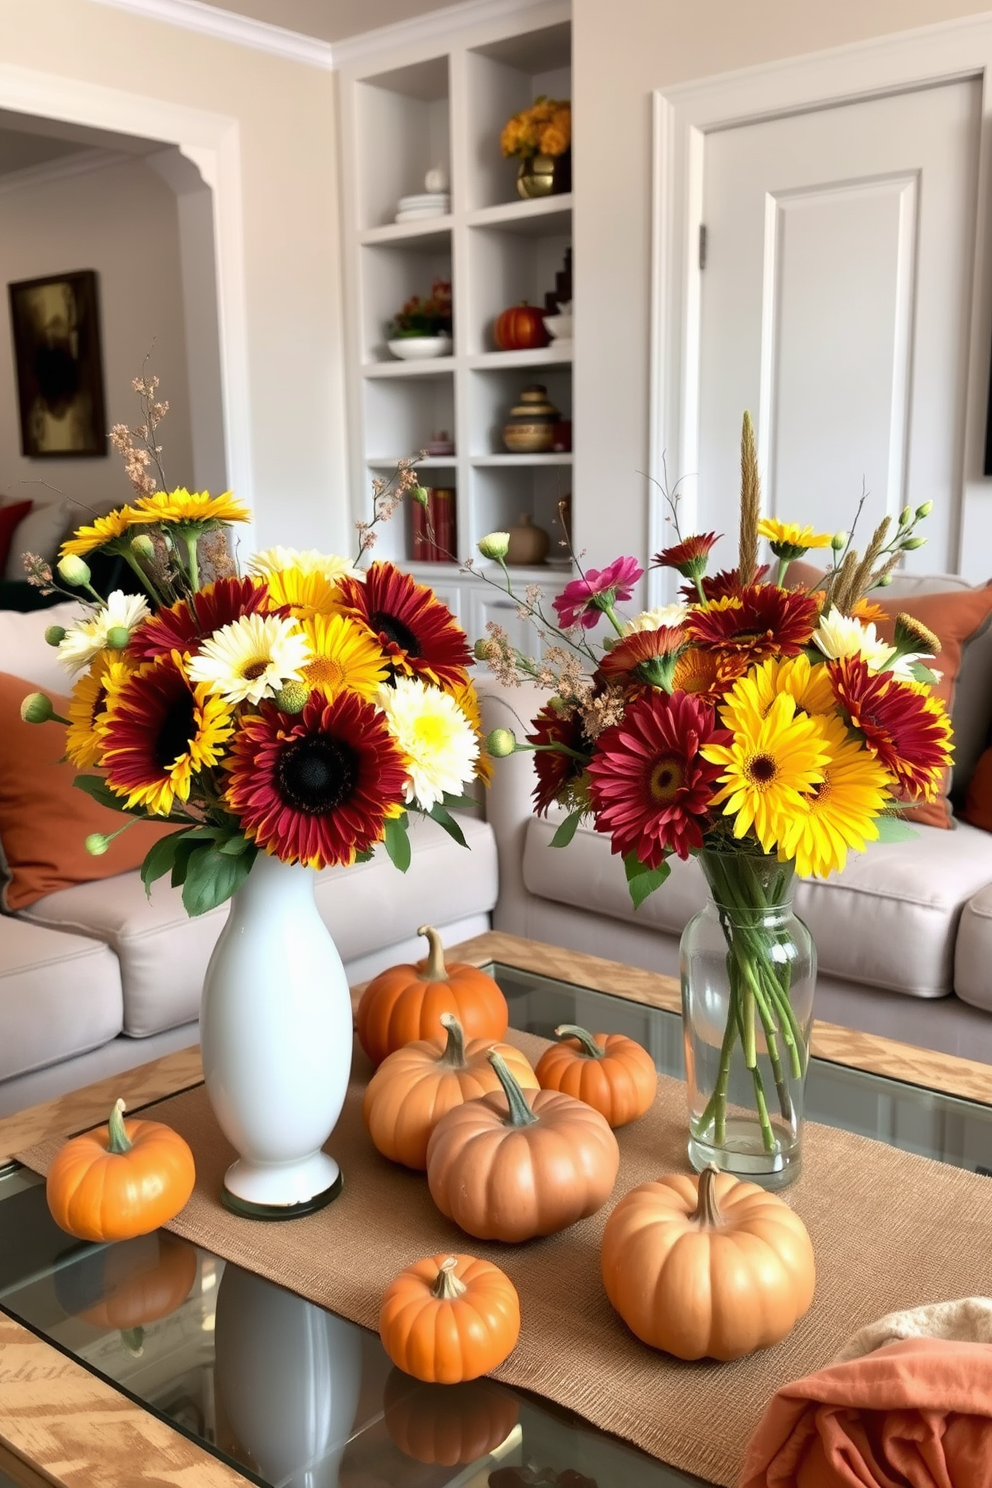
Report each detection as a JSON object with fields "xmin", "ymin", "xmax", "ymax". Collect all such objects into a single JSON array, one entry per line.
[{"xmin": 680, "ymin": 847, "xmax": 816, "ymax": 1190}]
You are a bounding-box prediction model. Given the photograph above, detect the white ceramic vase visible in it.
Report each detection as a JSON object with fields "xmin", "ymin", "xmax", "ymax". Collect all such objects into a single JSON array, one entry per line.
[{"xmin": 200, "ymin": 852, "xmax": 353, "ymax": 1218}]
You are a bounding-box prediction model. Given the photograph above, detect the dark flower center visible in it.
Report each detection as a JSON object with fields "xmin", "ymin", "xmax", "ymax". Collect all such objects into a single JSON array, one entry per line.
[
  {"xmin": 154, "ymin": 693, "xmax": 197, "ymax": 770},
  {"xmin": 649, "ymin": 756, "xmax": 683, "ymax": 802},
  {"xmin": 370, "ymin": 610, "xmax": 421, "ymax": 658},
  {"xmin": 242, "ymin": 660, "xmax": 268, "ymax": 680},
  {"xmin": 748, "ymin": 753, "xmax": 777, "ymax": 784},
  {"xmin": 277, "ymin": 735, "xmax": 357, "ymax": 815}
]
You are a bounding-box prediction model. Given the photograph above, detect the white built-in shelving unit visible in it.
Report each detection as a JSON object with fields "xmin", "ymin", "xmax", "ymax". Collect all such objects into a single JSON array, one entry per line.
[{"xmin": 338, "ymin": 5, "xmax": 573, "ymax": 649}]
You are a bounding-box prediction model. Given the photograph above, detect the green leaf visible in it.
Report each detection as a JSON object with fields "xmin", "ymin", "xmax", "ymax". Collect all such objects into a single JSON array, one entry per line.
[
  {"xmin": 181, "ymin": 843, "xmax": 257, "ymax": 917},
  {"xmin": 170, "ymin": 836, "xmax": 203, "ymax": 888},
  {"xmin": 427, "ymin": 801, "xmax": 468, "ymax": 848},
  {"xmin": 217, "ymin": 834, "xmax": 251, "ymax": 856},
  {"xmin": 73, "ymin": 774, "xmax": 132, "ymax": 814},
  {"xmin": 354, "ymin": 847, "xmax": 375, "ymax": 864},
  {"xmin": 874, "ymin": 814, "xmax": 919, "ymax": 843},
  {"xmin": 550, "ymin": 809, "xmax": 584, "ymax": 848},
  {"xmin": 140, "ymin": 832, "xmax": 184, "ymax": 895},
  {"xmin": 383, "ymin": 813, "xmax": 412, "ymax": 873},
  {"xmin": 909, "ymin": 661, "xmax": 939, "ymax": 685},
  {"xmin": 623, "ymin": 851, "xmax": 671, "ymax": 909}
]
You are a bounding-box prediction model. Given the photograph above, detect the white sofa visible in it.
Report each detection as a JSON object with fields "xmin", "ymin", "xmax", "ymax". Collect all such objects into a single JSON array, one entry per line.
[
  {"xmin": 477, "ymin": 573, "xmax": 992, "ymax": 1064},
  {"xmin": 0, "ymin": 604, "xmax": 499, "ymax": 1117}
]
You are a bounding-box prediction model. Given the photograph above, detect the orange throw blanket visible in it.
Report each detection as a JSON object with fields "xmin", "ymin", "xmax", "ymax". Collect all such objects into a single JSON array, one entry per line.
[{"xmin": 740, "ymin": 1337, "xmax": 992, "ymax": 1487}]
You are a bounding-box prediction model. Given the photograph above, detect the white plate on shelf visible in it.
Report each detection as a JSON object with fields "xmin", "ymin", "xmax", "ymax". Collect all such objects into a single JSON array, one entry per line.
[{"xmin": 387, "ymin": 336, "xmax": 452, "ymax": 360}]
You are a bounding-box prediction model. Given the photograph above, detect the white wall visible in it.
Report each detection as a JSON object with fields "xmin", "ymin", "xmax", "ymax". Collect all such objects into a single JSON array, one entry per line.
[
  {"xmin": 0, "ymin": 155, "xmax": 194, "ymax": 521},
  {"xmin": 573, "ymin": 0, "xmax": 992, "ymax": 576},
  {"xmin": 0, "ymin": 0, "xmax": 347, "ymax": 556}
]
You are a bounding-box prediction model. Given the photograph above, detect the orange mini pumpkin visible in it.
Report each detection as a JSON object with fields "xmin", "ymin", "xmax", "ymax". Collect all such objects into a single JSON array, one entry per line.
[
  {"xmin": 46, "ymin": 1099, "xmax": 196, "ymax": 1241},
  {"xmin": 426, "ymin": 1050, "xmax": 620, "ymax": 1242},
  {"xmin": 363, "ymin": 1012, "xmax": 538, "ymax": 1169},
  {"xmin": 357, "ymin": 926, "xmax": 508, "ymax": 1067},
  {"xmin": 601, "ymin": 1165, "xmax": 816, "ymax": 1360},
  {"xmin": 383, "ymin": 1372, "xmax": 519, "ymax": 1465},
  {"xmin": 535, "ymin": 1023, "xmax": 657, "ymax": 1127},
  {"xmin": 494, "ymin": 302, "xmax": 548, "ymax": 351},
  {"xmin": 379, "ymin": 1253, "xmax": 520, "ymax": 1383}
]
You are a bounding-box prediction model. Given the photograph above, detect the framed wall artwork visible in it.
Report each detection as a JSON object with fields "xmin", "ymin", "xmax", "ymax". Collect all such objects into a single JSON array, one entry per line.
[{"xmin": 8, "ymin": 269, "xmax": 107, "ymax": 458}]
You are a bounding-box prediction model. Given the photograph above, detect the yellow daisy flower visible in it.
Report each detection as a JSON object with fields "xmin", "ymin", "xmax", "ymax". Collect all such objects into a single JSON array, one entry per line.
[
  {"xmin": 777, "ymin": 716, "xmax": 890, "ymax": 878},
  {"xmin": 758, "ymin": 518, "xmax": 833, "ymax": 551},
  {"xmin": 65, "ymin": 655, "xmax": 137, "ymax": 768},
  {"xmin": 132, "ymin": 488, "xmax": 250, "ymax": 526},
  {"xmin": 701, "ymin": 693, "xmax": 830, "ymax": 854},
  {"xmin": 259, "ymin": 565, "xmax": 347, "ymax": 617},
  {"xmin": 60, "ymin": 506, "xmax": 154, "ymax": 559},
  {"xmin": 297, "ymin": 614, "xmax": 388, "ymax": 702},
  {"xmin": 720, "ymin": 654, "xmax": 836, "ymax": 733}
]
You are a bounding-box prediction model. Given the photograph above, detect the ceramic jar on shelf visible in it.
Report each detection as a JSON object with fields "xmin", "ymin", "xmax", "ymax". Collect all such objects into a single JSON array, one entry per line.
[
  {"xmin": 505, "ymin": 514, "xmax": 550, "ymax": 566},
  {"xmin": 502, "ymin": 385, "xmax": 560, "ymax": 453}
]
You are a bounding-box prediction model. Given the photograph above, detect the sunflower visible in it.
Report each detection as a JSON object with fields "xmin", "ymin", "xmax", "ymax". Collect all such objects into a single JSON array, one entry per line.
[
  {"xmin": 701, "ymin": 693, "xmax": 830, "ymax": 853},
  {"xmin": 247, "ymin": 547, "xmax": 363, "ymax": 584},
  {"xmin": 335, "ymin": 562, "xmax": 472, "ymax": 690},
  {"xmin": 100, "ymin": 652, "xmax": 234, "ymax": 815},
  {"xmin": 777, "ymin": 716, "xmax": 890, "ymax": 878},
  {"xmin": 587, "ymin": 690, "xmax": 727, "ymax": 866},
  {"xmin": 297, "ymin": 613, "xmax": 388, "ymax": 702},
  {"xmin": 720, "ymin": 654, "xmax": 836, "ymax": 733},
  {"xmin": 377, "ymin": 676, "xmax": 480, "ymax": 811},
  {"xmin": 130, "ymin": 577, "xmax": 272, "ymax": 662},
  {"xmin": 757, "ymin": 518, "xmax": 833, "ymax": 556},
  {"xmin": 132, "ymin": 488, "xmax": 250, "ymax": 526},
  {"xmin": 65, "ymin": 655, "xmax": 136, "ymax": 768},
  {"xmin": 687, "ymin": 584, "xmax": 818, "ymax": 660},
  {"xmin": 224, "ymin": 690, "xmax": 408, "ymax": 868},
  {"xmin": 59, "ymin": 506, "xmax": 155, "ymax": 559},
  {"xmin": 526, "ymin": 704, "xmax": 590, "ymax": 816},
  {"xmin": 829, "ymin": 657, "xmax": 953, "ymax": 800},
  {"xmin": 186, "ymin": 613, "xmax": 311, "ymax": 705},
  {"xmin": 258, "ymin": 565, "xmax": 347, "ymax": 618}
]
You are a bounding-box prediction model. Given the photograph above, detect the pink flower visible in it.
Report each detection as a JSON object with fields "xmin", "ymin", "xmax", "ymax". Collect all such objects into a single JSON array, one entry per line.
[{"xmin": 553, "ymin": 556, "xmax": 644, "ymax": 630}]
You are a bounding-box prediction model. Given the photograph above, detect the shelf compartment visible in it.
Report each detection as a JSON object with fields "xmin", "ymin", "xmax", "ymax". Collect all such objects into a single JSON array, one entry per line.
[
  {"xmin": 467, "ymin": 365, "xmax": 572, "ymax": 457},
  {"xmin": 360, "ymin": 235, "xmax": 453, "ymax": 363},
  {"xmin": 363, "ymin": 377, "xmax": 455, "ymax": 530},
  {"xmin": 363, "ymin": 357, "xmax": 455, "ymax": 378},
  {"xmin": 467, "ymin": 197, "xmax": 572, "ymax": 234},
  {"xmin": 468, "ymin": 346, "xmax": 572, "ymax": 370},
  {"xmin": 354, "ymin": 56, "xmax": 451, "ymax": 230},
  {"xmin": 468, "ymin": 462, "xmax": 572, "ymax": 560},
  {"xmin": 465, "ymin": 22, "xmax": 572, "ymax": 212},
  {"xmin": 466, "ymin": 221, "xmax": 571, "ymax": 355},
  {"xmin": 367, "ymin": 455, "xmax": 457, "ymax": 468},
  {"xmin": 360, "ymin": 218, "xmax": 453, "ymax": 249}
]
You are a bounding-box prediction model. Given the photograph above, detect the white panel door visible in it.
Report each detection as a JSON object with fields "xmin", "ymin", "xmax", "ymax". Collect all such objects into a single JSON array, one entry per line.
[{"xmin": 695, "ymin": 79, "xmax": 981, "ymax": 574}]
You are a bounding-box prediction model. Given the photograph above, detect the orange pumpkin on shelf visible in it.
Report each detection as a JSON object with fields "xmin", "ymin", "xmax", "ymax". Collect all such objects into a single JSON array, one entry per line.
[
  {"xmin": 363, "ymin": 1012, "xmax": 538, "ymax": 1169},
  {"xmin": 379, "ymin": 1253, "xmax": 520, "ymax": 1383},
  {"xmin": 46, "ymin": 1099, "xmax": 196, "ymax": 1241},
  {"xmin": 356, "ymin": 926, "xmax": 508, "ymax": 1067},
  {"xmin": 493, "ymin": 301, "xmax": 549, "ymax": 351},
  {"xmin": 601, "ymin": 1165, "xmax": 816, "ymax": 1361},
  {"xmin": 426, "ymin": 1050, "xmax": 620, "ymax": 1242},
  {"xmin": 535, "ymin": 1024, "xmax": 657, "ymax": 1127},
  {"xmin": 383, "ymin": 1371, "xmax": 519, "ymax": 1465}
]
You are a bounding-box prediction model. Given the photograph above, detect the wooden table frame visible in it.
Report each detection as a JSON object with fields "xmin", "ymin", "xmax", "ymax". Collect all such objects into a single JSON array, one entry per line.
[{"xmin": 0, "ymin": 930, "xmax": 989, "ymax": 1488}]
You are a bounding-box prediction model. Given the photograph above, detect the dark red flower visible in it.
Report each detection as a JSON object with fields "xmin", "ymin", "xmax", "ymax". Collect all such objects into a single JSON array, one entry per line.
[
  {"xmin": 679, "ymin": 565, "xmax": 769, "ymax": 603},
  {"xmin": 599, "ymin": 626, "xmax": 687, "ymax": 685},
  {"xmin": 687, "ymin": 584, "xmax": 818, "ymax": 659},
  {"xmin": 526, "ymin": 704, "xmax": 590, "ymax": 817},
  {"xmin": 651, "ymin": 533, "xmax": 720, "ymax": 578},
  {"xmin": 829, "ymin": 657, "xmax": 953, "ymax": 801},
  {"xmin": 225, "ymin": 690, "xmax": 408, "ymax": 867},
  {"xmin": 335, "ymin": 561, "xmax": 471, "ymax": 690},
  {"xmin": 587, "ymin": 690, "xmax": 727, "ymax": 866},
  {"xmin": 130, "ymin": 577, "xmax": 272, "ymax": 662}
]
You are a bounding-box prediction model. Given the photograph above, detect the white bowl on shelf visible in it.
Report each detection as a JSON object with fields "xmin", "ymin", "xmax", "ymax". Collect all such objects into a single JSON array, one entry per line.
[
  {"xmin": 387, "ymin": 335, "xmax": 452, "ymax": 360},
  {"xmin": 543, "ymin": 312, "xmax": 573, "ymax": 341}
]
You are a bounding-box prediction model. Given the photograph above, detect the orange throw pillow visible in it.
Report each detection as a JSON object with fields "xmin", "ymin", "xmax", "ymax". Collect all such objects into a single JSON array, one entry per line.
[
  {"xmin": 0, "ymin": 671, "xmax": 174, "ymax": 912},
  {"xmin": 963, "ymin": 747, "xmax": 992, "ymax": 833}
]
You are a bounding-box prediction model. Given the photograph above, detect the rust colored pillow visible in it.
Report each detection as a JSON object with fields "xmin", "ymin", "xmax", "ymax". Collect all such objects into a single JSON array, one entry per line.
[
  {"xmin": 0, "ymin": 671, "xmax": 173, "ymax": 912},
  {"xmin": 0, "ymin": 500, "xmax": 33, "ymax": 570},
  {"xmin": 963, "ymin": 748, "xmax": 992, "ymax": 833}
]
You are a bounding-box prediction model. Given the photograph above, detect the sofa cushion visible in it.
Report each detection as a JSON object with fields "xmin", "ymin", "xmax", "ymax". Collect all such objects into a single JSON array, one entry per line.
[
  {"xmin": 954, "ymin": 881, "xmax": 992, "ymax": 1012},
  {"xmin": 0, "ymin": 917, "xmax": 123, "ymax": 1080},
  {"xmin": 523, "ymin": 811, "xmax": 992, "ymax": 999},
  {"xmin": 2, "ymin": 496, "xmax": 70, "ymax": 582},
  {"xmin": 23, "ymin": 813, "xmax": 498, "ymax": 1037},
  {"xmin": 0, "ymin": 601, "xmax": 83, "ymax": 691}
]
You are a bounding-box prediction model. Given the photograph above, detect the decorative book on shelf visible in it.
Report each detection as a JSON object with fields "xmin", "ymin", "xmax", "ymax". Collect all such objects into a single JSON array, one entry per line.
[{"xmin": 411, "ymin": 487, "xmax": 457, "ymax": 563}]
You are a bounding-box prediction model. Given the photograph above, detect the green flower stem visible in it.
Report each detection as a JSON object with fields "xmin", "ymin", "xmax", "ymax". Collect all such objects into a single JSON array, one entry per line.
[
  {"xmin": 776, "ymin": 556, "xmax": 790, "ymax": 588},
  {"xmin": 183, "ymin": 532, "xmax": 200, "ymax": 591},
  {"xmin": 119, "ymin": 548, "xmax": 160, "ymax": 602},
  {"xmin": 699, "ymin": 988, "xmax": 740, "ymax": 1143},
  {"xmin": 694, "ymin": 576, "xmax": 708, "ymax": 608},
  {"xmin": 732, "ymin": 983, "xmax": 776, "ymax": 1154}
]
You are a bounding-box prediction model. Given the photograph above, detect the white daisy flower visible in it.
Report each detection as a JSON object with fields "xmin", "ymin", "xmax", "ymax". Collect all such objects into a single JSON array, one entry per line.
[
  {"xmin": 57, "ymin": 592, "xmax": 150, "ymax": 675},
  {"xmin": 187, "ymin": 613, "xmax": 312, "ymax": 705},
  {"xmin": 812, "ymin": 607, "xmax": 896, "ymax": 672},
  {"xmin": 620, "ymin": 603, "xmax": 690, "ymax": 636},
  {"xmin": 377, "ymin": 676, "xmax": 479, "ymax": 812},
  {"xmin": 246, "ymin": 547, "xmax": 365, "ymax": 584}
]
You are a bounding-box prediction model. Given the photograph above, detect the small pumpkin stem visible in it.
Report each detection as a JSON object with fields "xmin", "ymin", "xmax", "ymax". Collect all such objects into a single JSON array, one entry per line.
[
  {"xmin": 691, "ymin": 1165, "xmax": 724, "ymax": 1228},
  {"xmin": 418, "ymin": 925, "xmax": 448, "ymax": 982},
  {"xmin": 438, "ymin": 1012, "xmax": 467, "ymax": 1068},
  {"xmin": 488, "ymin": 1050, "xmax": 539, "ymax": 1128},
  {"xmin": 555, "ymin": 1024, "xmax": 605, "ymax": 1060},
  {"xmin": 121, "ymin": 1326, "xmax": 145, "ymax": 1356},
  {"xmin": 107, "ymin": 1099, "xmax": 133, "ymax": 1156},
  {"xmin": 430, "ymin": 1256, "xmax": 467, "ymax": 1300}
]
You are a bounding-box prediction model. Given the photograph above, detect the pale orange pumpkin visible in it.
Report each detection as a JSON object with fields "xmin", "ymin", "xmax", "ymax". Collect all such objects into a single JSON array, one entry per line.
[
  {"xmin": 535, "ymin": 1024, "xmax": 657, "ymax": 1127},
  {"xmin": 379, "ymin": 1253, "xmax": 520, "ymax": 1383},
  {"xmin": 601, "ymin": 1165, "xmax": 816, "ymax": 1360},
  {"xmin": 47, "ymin": 1099, "xmax": 196, "ymax": 1241},
  {"xmin": 357, "ymin": 926, "xmax": 508, "ymax": 1067},
  {"xmin": 426, "ymin": 1050, "xmax": 620, "ymax": 1242},
  {"xmin": 363, "ymin": 1012, "xmax": 538, "ymax": 1169}
]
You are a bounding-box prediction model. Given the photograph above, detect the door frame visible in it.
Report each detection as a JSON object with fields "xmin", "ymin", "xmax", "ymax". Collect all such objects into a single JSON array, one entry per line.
[
  {"xmin": 649, "ymin": 14, "xmax": 992, "ymax": 600},
  {"xmin": 0, "ymin": 61, "xmax": 252, "ymax": 522}
]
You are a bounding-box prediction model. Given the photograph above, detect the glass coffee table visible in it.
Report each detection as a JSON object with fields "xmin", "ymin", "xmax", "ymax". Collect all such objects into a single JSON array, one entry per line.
[{"xmin": 1, "ymin": 932, "xmax": 990, "ymax": 1488}]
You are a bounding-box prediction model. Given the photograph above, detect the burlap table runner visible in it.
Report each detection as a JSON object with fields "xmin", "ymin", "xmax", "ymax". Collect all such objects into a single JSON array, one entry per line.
[{"xmin": 18, "ymin": 1031, "xmax": 992, "ymax": 1487}]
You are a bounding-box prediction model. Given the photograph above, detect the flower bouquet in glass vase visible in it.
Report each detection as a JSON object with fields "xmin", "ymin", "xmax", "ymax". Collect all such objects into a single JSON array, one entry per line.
[
  {"xmin": 21, "ymin": 380, "xmax": 485, "ymax": 1216},
  {"xmin": 476, "ymin": 416, "xmax": 952, "ymax": 1187}
]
